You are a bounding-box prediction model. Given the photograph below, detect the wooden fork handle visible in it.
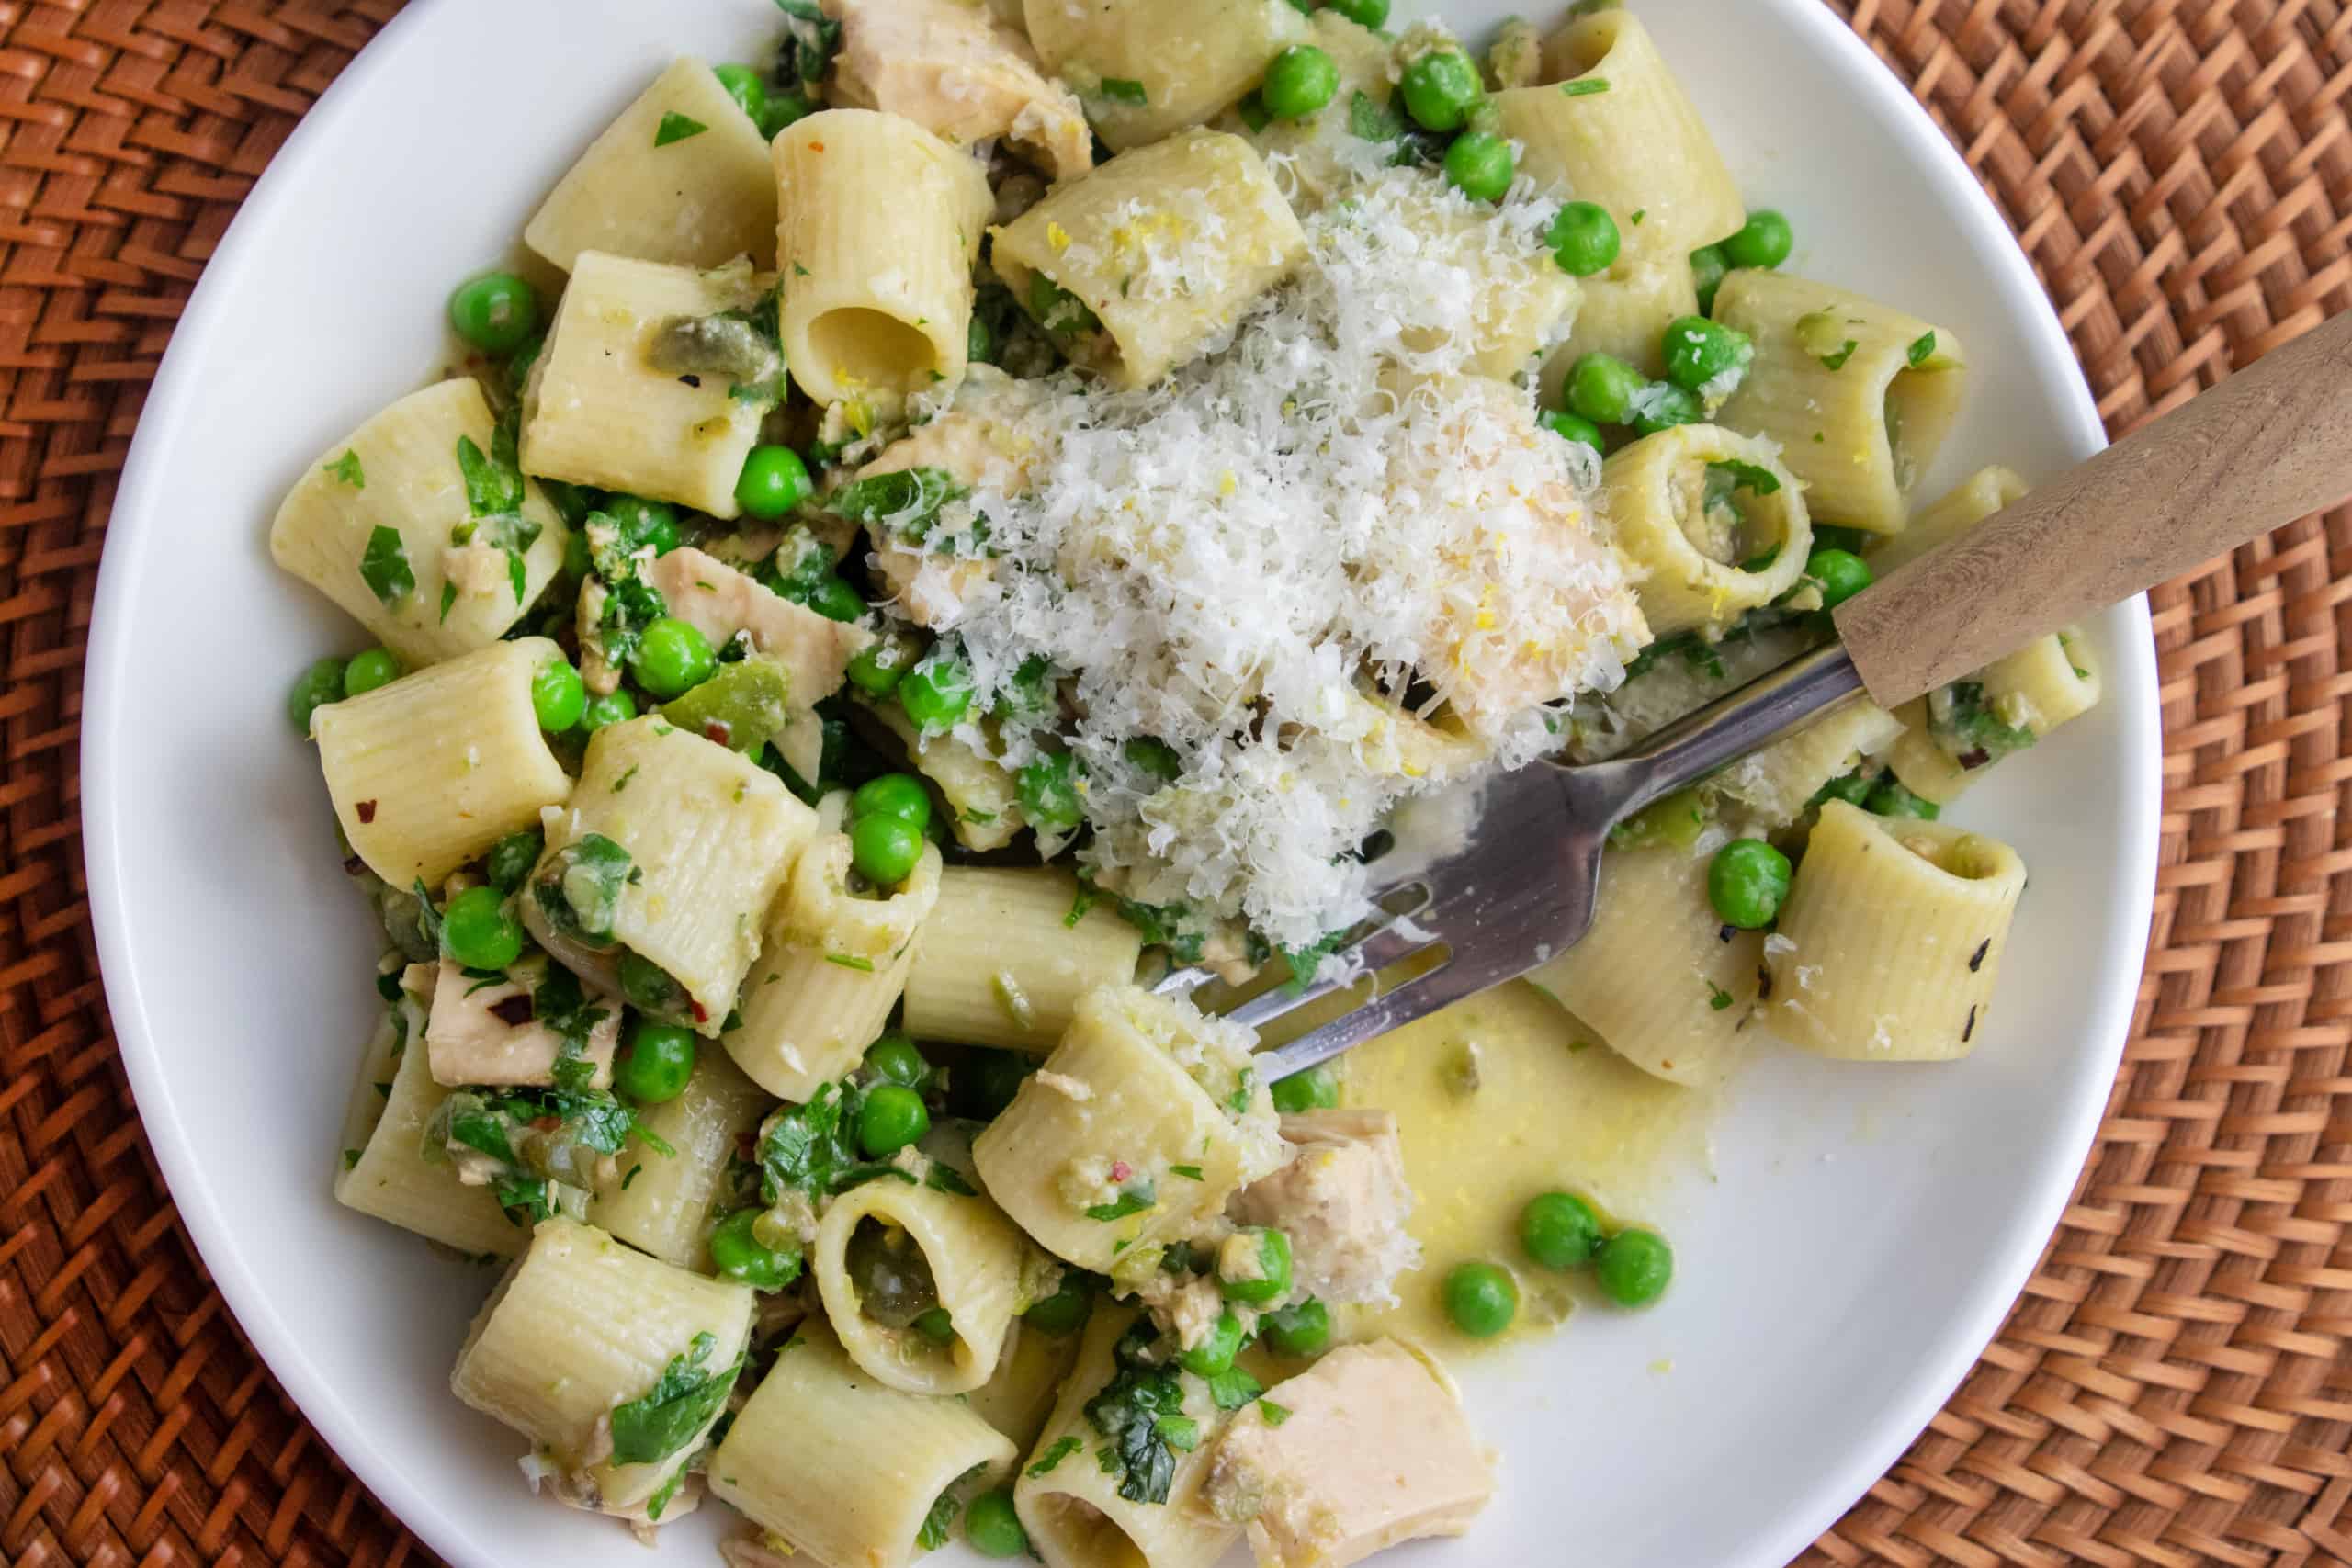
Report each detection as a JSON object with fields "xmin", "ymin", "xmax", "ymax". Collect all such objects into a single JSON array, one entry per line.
[{"xmin": 1835, "ymin": 309, "xmax": 2352, "ymax": 708}]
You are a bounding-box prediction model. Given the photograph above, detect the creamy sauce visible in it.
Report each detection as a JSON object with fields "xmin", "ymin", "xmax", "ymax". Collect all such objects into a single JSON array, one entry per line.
[{"xmin": 1339, "ymin": 982, "xmax": 1713, "ymax": 1351}]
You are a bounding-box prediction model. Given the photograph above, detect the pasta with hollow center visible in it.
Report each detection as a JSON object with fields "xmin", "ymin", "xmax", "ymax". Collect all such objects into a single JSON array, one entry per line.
[{"xmin": 266, "ymin": 3, "xmax": 2096, "ymax": 1560}]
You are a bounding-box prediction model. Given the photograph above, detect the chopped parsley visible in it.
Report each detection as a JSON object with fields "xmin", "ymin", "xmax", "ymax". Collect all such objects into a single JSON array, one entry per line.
[
  {"xmin": 825, "ymin": 467, "xmax": 969, "ymax": 539},
  {"xmin": 1096, "ymin": 77, "xmax": 1148, "ymax": 107},
  {"xmin": 925, "ymin": 1164, "xmax": 978, "ymax": 1197},
  {"xmin": 609, "ymin": 1331, "xmax": 742, "ymax": 1464},
  {"xmin": 358, "ymin": 526, "xmax": 414, "ymax": 607},
  {"xmin": 1204, "ymin": 1365, "xmax": 1263, "ymax": 1410},
  {"xmin": 1560, "ymin": 78, "xmax": 1610, "ymax": 96},
  {"xmin": 1906, "ymin": 330, "xmax": 1939, "ymax": 367},
  {"xmin": 1707, "ymin": 459, "xmax": 1781, "ymax": 497},
  {"xmin": 531, "ymin": 832, "xmax": 634, "ymax": 948},
  {"xmin": 586, "ymin": 516, "xmax": 670, "ymax": 669},
  {"xmin": 1260, "ymin": 1399, "xmax": 1292, "ymax": 1426},
  {"xmin": 771, "ymin": 0, "xmax": 842, "ymax": 90},
  {"xmin": 1928, "ymin": 680, "xmax": 2036, "ymax": 770},
  {"xmin": 1168, "ymin": 1164, "xmax": 1204, "ymax": 1181},
  {"xmin": 825, "ymin": 953, "xmax": 876, "ymax": 973},
  {"xmin": 757, "ymin": 1080, "xmax": 909, "ymax": 1202},
  {"xmin": 1347, "ymin": 90, "xmax": 1405, "ymax": 144},
  {"xmin": 654, "ymin": 111, "xmax": 707, "ymax": 146},
  {"xmin": 1084, "ymin": 1322, "xmax": 1192, "ymax": 1504},
  {"xmin": 1706, "ymin": 981, "xmax": 1735, "ymax": 1011},
  {"xmin": 323, "ymin": 449, "xmax": 365, "ymax": 488},
  {"xmin": 1027, "ymin": 1435, "xmax": 1082, "ymax": 1478},
  {"xmin": 1086, "ymin": 1179, "xmax": 1156, "ymax": 1223},
  {"xmin": 1227, "ymin": 1067, "xmax": 1254, "ymax": 1113}
]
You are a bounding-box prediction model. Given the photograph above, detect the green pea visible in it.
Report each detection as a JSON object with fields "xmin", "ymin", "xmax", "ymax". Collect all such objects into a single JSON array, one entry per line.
[
  {"xmin": 605, "ymin": 494, "xmax": 681, "ymax": 558},
  {"xmin": 1547, "ymin": 200, "xmax": 1621, "ymax": 277},
  {"xmin": 1723, "ymin": 209, "xmax": 1793, "ymax": 271},
  {"xmin": 1219, "ymin": 1226, "xmax": 1294, "ymax": 1304},
  {"xmin": 620, "ymin": 949, "xmax": 687, "ymax": 1013},
  {"xmin": 853, "ymin": 773, "xmax": 933, "ymax": 830},
  {"xmin": 1028, "ymin": 272, "xmax": 1101, "ymax": 338},
  {"xmin": 899, "ymin": 654, "xmax": 974, "ymax": 734},
  {"xmin": 530, "ymin": 659, "xmax": 586, "ymax": 732},
  {"xmin": 1690, "ymin": 243, "xmax": 1730, "ymax": 316},
  {"xmin": 1594, "ymin": 1226, "xmax": 1673, "ymax": 1306},
  {"xmin": 343, "ymin": 647, "xmax": 401, "ymax": 698},
  {"xmin": 484, "ymin": 829, "xmax": 543, "ymax": 893},
  {"xmin": 1632, "ymin": 382, "xmax": 1703, "ymax": 435},
  {"xmin": 616, "ymin": 1021, "xmax": 696, "ymax": 1103},
  {"xmin": 857, "ymin": 1082, "xmax": 931, "ymax": 1157},
  {"xmin": 630, "ymin": 615, "xmax": 716, "ymax": 699},
  {"xmin": 440, "ymin": 885, "xmax": 525, "ymax": 970},
  {"xmin": 1539, "ymin": 409, "xmax": 1604, "ymax": 456},
  {"xmin": 735, "ymin": 444, "xmax": 813, "ymax": 520},
  {"xmin": 1519, "ymin": 1190, "xmax": 1603, "ymax": 1270},
  {"xmin": 1023, "ymin": 1274, "xmax": 1093, "ymax": 1336},
  {"xmin": 1326, "ymin": 0, "xmax": 1389, "ymax": 26},
  {"xmin": 710, "ymin": 1208, "xmax": 803, "ymax": 1290},
  {"xmin": 965, "ymin": 1051, "xmax": 1036, "ymax": 1120},
  {"xmin": 1806, "ymin": 547, "xmax": 1872, "ymax": 609},
  {"xmin": 1865, "ymin": 778, "xmax": 1939, "ymax": 819},
  {"xmin": 1176, "ymin": 1308, "xmax": 1245, "ymax": 1376},
  {"xmin": 1442, "ymin": 1260, "xmax": 1519, "ymax": 1338},
  {"xmin": 1566, "ymin": 353, "xmax": 1647, "ymax": 425},
  {"xmin": 287, "ymin": 657, "xmax": 347, "ymax": 735},
  {"xmin": 1270, "ymin": 1064, "xmax": 1340, "ymax": 1114},
  {"xmin": 965, "ymin": 1490, "xmax": 1029, "ymax": 1559},
  {"xmin": 865, "ymin": 1032, "xmax": 932, "ymax": 1089},
  {"xmin": 1017, "ymin": 752, "xmax": 1084, "ymax": 833},
  {"xmin": 447, "ymin": 272, "xmax": 539, "ymax": 355},
  {"xmin": 581, "ymin": 688, "xmax": 638, "ymax": 733},
  {"xmin": 1261, "ymin": 1297, "xmax": 1331, "ymax": 1357},
  {"xmin": 712, "ymin": 63, "xmax": 768, "ymax": 126},
  {"xmin": 1661, "ymin": 315, "xmax": 1753, "ymax": 392},
  {"xmin": 911, "ymin": 1306, "xmax": 957, "ymax": 1345},
  {"xmin": 1398, "ymin": 49, "xmax": 1481, "ymax": 132},
  {"xmin": 1707, "ymin": 838, "xmax": 1792, "ymax": 929},
  {"xmin": 1442, "ymin": 130, "xmax": 1515, "ymax": 202},
  {"xmin": 1125, "ymin": 738, "xmax": 1182, "ymax": 781},
  {"xmin": 762, "ymin": 87, "xmax": 815, "ymax": 140},
  {"xmin": 846, "ymin": 630, "xmax": 921, "ymax": 696},
  {"xmin": 1261, "ymin": 45, "xmax": 1339, "ymax": 119},
  {"xmin": 850, "ymin": 812, "xmax": 924, "ymax": 887},
  {"xmin": 803, "ymin": 575, "xmax": 865, "ymax": 624}
]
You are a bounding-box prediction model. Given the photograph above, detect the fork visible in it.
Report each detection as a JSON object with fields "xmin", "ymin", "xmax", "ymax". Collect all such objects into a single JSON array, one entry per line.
[{"xmin": 1161, "ymin": 308, "xmax": 2352, "ymax": 1080}]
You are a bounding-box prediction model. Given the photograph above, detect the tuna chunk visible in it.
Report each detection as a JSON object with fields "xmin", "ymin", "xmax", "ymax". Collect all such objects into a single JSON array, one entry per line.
[
  {"xmin": 1227, "ymin": 1110, "xmax": 1419, "ymax": 1305},
  {"xmin": 822, "ymin": 0, "xmax": 1092, "ymax": 179},
  {"xmin": 424, "ymin": 957, "xmax": 619, "ymax": 1089},
  {"xmin": 1205, "ymin": 1339, "xmax": 1494, "ymax": 1568}
]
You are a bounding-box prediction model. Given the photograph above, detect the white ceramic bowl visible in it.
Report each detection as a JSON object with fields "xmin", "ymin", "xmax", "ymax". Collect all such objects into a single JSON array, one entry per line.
[{"xmin": 82, "ymin": 2, "xmax": 2159, "ymax": 1564}]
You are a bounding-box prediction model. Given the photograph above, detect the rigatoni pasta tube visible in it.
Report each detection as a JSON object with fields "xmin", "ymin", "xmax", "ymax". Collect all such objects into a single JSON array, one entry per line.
[
  {"xmin": 336, "ymin": 964, "xmax": 532, "ymax": 1257},
  {"xmin": 1538, "ymin": 258, "xmax": 1700, "ymax": 389},
  {"xmin": 518, "ymin": 252, "xmax": 773, "ymax": 517},
  {"xmin": 311, "ymin": 638, "xmax": 571, "ymax": 887},
  {"xmin": 971, "ymin": 986, "xmax": 1282, "ymax": 1271},
  {"xmin": 1768, "ymin": 801, "xmax": 2027, "ymax": 1061},
  {"xmin": 270, "ymin": 378, "xmax": 570, "ymax": 667},
  {"xmin": 1022, "ymin": 0, "xmax": 1308, "ymax": 151},
  {"xmin": 1014, "ymin": 1305, "xmax": 1238, "ymax": 1568},
  {"xmin": 727, "ymin": 831, "xmax": 942, "ymax": 1100},
  {"xmin": 774, "ymin": 109, "xmax": 991, "ymax": 408},
  {"xmin": 1223, "ymin": 10, "xmax": 1396, "ymax": 212},
  {"xmin": 900, "ymin": 867, "xmax": 1143, "ymax": 1051},
  {"xmin": 1888, "ymin": 630, "xmax": 2103, "ymax": 805},
  {"xmin": 589, "ymin": 1049, "xmax": 774, "ymax": 1269},
  {"xmin": 1868, "ymin": 464, "xmax": 2028, "ymax": 579},
  {"xmin": 991, "ymin": 130, "xmax": 1306, "ymax": 390},
  {"xmin": 710, "ymin": 1319, "xmax": 1016, "ymax": 1568},
  {"xmin": 451, "ymin": 1217, "xmax": 754, "ymax": 1513},
  {"xmin": 1712, "ymin": 271, "xmax": 1967, "ymax": 533},
  {"xmin": 811, "ymin": 1173, "xmax": 1031, "ymax": 1395},
  {"xmin": 1705, "ymin": 700, "xmax": 1905, "ymax": 831},
  {"xmin": 858, "ymin": 698, "xmax": 1026, "ymax": 852},
  {"xmin": 967, "ymin": 1320, "xmax": 1082, "ymax": 1452},
  {"xmin": 1523, "ymin": 847, "xmax": 1759, "ymax": 1089},
  {"xmin": 523, "ymin": 716, "xmax": 817, "ymax": 1035},
  {"xmin": 524, "ymin": 58, "xmax": 777, "ymax": 273},
  {"xmin": 1493, "ymin": 11, "xmax": 1742, "ymax": 268},
  {"xmin": 1600, "ymin": 425, "xmax": 1811, "ymax": 638}
]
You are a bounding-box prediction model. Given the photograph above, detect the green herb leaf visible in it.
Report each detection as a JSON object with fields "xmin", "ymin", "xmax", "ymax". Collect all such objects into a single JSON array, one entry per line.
[
  {"xmin": 1707, "ymin": 981, "xmax": 1734, "ymax": 1011},
  {"xmin": 655, "ymin": 111, "xmax": 708, "ymax": 147},
  {"xmin": 825, "ymin": 953, "xmax": 876, "ymax": 973},
  {"xmin": 1027, "ymin": 1435, "xmax": 1082, "ymax": 1478},
  {"xmin": 359, "ymin": 526, "xmax": 414, "ymax": 607},
  {"xmin": 771, "ymin": 0, "xmax": 842, "ymax": 89},
  {"xmin": 1168, "ymin": 1164, "xmax": 1204, "ymax": 1181},
  {"xmin": 1086, "ymin": 1179, "xmax": 1156, "ymax": 1223},
  {"xmin": 925, "ymin": 1164, "xmax": 978, "ymax": 1197},
  {"xmin": 531, "ymin": 832, "xmax": 634, "ymax": 948},
  {"xmin": 1204, "ymin": 1365, "xmax": 1263, "ymax": 1411},
  {"xmin": 1820, "ymin": 340, "xmax": 1859, "ymax": 371},
  {"xmin": 609, "ymin": 1332, "xmax": 743, "ymax": 1465},
  {"xmin": 1097, "ymin": 77, "xmax": 1148, "ymax": 106},
  {"xmin": 456, "ymin": 434, "xmax": 524, "ymax": 517},
  {"xmin": 1084, "ymin": 1322, "xmax": 1189, "ymax": 1504},
  {"xmin": 1260, "ymin": 1399, "xmax": 1292, "ymax": 1426},
  {"xmin": 1560, "ymin": 78, "xmax": 1610, "ymax": 96},
  {"xmin": 1706, "ymin": 459, "xmax": 1781, "ymax": 496},
  {"xmin": 1348, "ymin": 89, "xmax": 1405, "ymax": 143},
  {"xmin": 324, "ymin": 449, "xmax": 366, "ymax": 489},
  {"xmin": 1906, "ymin": 330, "xmax": 1939, "ymax": 367},
  {"xmin": 439, "ymin": 580, "xmax": 458, "ymax": 622},
  {"xmin": 825, "ymin": 467, "xmax": 970, "ymax": 538}
]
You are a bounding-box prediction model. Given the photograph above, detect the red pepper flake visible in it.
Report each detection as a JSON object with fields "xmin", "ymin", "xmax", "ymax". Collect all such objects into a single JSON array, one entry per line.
[
  {"xmin": 530, "ymin": 1115, "xmax": 562, "ymax": 1134},
  {"xmin": 690, "ymin": 999, "xmax": 709, "ymax": 1023},
  {"xmin": 1109, "ymin": 1160, "xmax": 1134, "ymax": 1183},
  {"xmin": 488, "ymin": 995, "xmax": 535, "ymax": 1027},
  {"xmin": 704, "ymin": 719, "xmax": 733, "ymax": 746},
  {"xmin": 356, "ymin": 800, "xmax": 378, "ymax": 824},
  {"xmin": 809, "ymin": 141, "xmax": 825, "ymax": 152}
]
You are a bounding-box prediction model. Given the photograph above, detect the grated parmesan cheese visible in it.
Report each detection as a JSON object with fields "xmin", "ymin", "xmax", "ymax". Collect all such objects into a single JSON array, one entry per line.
[{"xmin": 879, "ymin": 165, "xmax": 1646, "ymax": 949}]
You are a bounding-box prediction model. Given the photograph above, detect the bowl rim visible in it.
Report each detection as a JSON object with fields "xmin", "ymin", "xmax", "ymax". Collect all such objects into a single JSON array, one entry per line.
[{"xmin": 79, "ymin": 1, "xmax": 2160, "ymax": 1563}]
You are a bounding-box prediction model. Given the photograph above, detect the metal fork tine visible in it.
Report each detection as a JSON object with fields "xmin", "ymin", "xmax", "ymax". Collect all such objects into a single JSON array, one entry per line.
[
  {"xmin": 1257, "ymin": 940, "xmax": 1531, "ymax": 1079},
  {"xmin": 1223, "ymin": 914, "xmax": 1441, "ymax": 1032}
]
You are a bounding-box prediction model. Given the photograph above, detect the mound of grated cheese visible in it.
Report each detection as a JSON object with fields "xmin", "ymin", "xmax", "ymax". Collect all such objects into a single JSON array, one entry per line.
[{"xmin": 893, "ymin": 163, "xmax": 1647, "ymax": 952}]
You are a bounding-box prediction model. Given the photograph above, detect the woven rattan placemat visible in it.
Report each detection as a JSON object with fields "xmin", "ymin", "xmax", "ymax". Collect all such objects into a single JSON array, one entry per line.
[{"xmin": 2, "ymin": 3, "xmax": 2346, "ymax": 1564}]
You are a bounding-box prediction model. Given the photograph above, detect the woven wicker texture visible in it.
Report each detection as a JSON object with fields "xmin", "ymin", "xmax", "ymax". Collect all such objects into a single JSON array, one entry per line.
[{"xmin": 0, "ymin": 2, "xmax": 2345, "ymax": 1564}]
